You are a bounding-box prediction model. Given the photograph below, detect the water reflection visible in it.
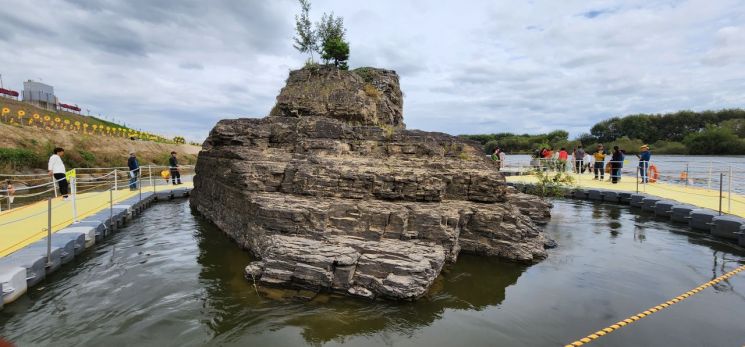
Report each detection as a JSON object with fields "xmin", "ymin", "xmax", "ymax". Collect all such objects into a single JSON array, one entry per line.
[
  {"xmin": 192, "ymin": 216, "xmax": 526, "ymax": 344},
  {"xmin": 1, "ymin": 200, "xmax": 744, "ymax": 347}
]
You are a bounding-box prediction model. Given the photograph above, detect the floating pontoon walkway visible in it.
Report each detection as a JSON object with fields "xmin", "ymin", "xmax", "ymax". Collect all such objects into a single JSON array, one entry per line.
[
  {"xmin": 0, "ymin": 183, "xmax": 193, "ymax": 257},
  {"xmin": 505, "ymin": 174, "xmax": 745, "ymax": 218},
  {"xmin": 0, "ymin": 183, "xmax": 192, "ymax": 308}
]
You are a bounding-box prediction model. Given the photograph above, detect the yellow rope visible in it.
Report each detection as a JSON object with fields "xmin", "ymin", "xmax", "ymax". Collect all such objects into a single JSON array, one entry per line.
[{"xmin": 565, "ymin": 265, "xmax": 745, "ymax": 346}]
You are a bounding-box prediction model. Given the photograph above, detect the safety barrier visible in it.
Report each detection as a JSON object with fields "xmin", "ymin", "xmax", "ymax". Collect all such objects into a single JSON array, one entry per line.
[
  {"xmin": 0, "ymin": 167, "xmax": 194, "ymax": 307},
  {"xmin": 502, "ymin": 157, "xmax": 744, "ymax": 215},
  {"xmin": 0, "ymin": 165, "xmax": 194, "ymax": 213},
  {"xmin": 564, "ymin": 265, "xmax": 745, "ymax": 346}
]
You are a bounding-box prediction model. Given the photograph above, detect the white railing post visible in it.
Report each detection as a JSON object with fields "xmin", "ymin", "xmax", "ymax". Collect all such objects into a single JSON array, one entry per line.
[
  {"xmin": 71, "ymin": 177, "xmax": 78, "ymax": 223},
  {"xmin": 707, "ymin": 161, "xmax": 712, "ymax": 189},
  {"xmin": 148, "ymin": 165, "xmax": 153, "ymax": 189},
  {"xmin": 52, "ymin": 175, "xmax": 58, "ymax": 198},
  {"xmin": 114, "ymin": 168, "xmax": 118, "ymax": 191},
  {"xmin": 728, "ymin": 166, "xmax": 732, "ymax": 213},
  {"xmin": 46, "ymin": 198, "xmax": 52, "ymax": 266}
]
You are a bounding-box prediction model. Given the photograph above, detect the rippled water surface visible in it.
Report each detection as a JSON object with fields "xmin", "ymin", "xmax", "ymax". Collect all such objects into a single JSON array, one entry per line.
[{"xmin": 1, "ymin": 200, "xmax": 744, "ymax": 346}]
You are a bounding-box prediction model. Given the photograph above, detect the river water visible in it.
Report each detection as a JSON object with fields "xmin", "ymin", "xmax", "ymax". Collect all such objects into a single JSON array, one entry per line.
[{"xmin": 1, "ymin": 200, "xmax": 744, "ymax": 346}]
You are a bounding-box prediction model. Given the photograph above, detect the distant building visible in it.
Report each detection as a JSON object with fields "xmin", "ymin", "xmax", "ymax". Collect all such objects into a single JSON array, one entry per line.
[{"xmin": 22, "ymin": 80, "xmax": 58, "ymax": 111}]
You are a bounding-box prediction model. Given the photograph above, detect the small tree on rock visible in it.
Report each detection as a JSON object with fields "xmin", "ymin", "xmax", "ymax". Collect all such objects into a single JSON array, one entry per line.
[
  {"xmin": 293, "ymin": 0, "xmax": 317, "ymax": 61},
  {"xmin": 292, "ymin": 2, "xmax": 351, "ymax": 69},
  {"xmin": 321, "ymin": 36, "xmax": 349, "ymax": 69}
]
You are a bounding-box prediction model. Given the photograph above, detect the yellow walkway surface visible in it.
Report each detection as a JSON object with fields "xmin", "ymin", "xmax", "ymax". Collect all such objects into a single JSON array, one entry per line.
[
  {"xmin": 506, "ymin": 174, "xmax": 745, "ymax": 218},
  {"xmin": 0, "ymin": 183, "xmax": 193, "ymax": 257}
]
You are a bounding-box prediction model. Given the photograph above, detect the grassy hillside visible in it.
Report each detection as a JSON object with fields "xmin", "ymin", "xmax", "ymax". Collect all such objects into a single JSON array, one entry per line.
[
  {"xmin": 0, "ymin": 97, "xmax": 183, "ymax": 144},
  {"xmin": 2, "ymin": 97, "xmax": 124, "ymax": 130},
  {"xmin": 0, "ymin": 122, "xmax": 200, "ymax": 173}
]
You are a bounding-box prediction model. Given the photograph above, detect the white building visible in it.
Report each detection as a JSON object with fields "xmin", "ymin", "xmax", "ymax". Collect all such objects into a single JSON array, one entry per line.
[{"xmin": 22, "ymin": 80, "xmax": 58, "ymax": 110}]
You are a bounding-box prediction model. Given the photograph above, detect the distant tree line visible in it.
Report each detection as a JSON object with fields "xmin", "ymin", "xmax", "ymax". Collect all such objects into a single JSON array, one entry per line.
[{"xmin": 462, "ymin": 108, "xmax": 745, "ymax": 155}]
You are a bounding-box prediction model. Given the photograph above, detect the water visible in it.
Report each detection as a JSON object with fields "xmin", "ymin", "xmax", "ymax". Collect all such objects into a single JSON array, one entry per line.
[{"xmin": 1, "ymin": 200, "xmax": 744, "ymax": 346}]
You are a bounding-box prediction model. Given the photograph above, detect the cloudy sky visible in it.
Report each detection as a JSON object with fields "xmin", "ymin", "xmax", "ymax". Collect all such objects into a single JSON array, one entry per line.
[{"xmin": 1, "ymin": 0, "xmax": 744, "ymax": 141}]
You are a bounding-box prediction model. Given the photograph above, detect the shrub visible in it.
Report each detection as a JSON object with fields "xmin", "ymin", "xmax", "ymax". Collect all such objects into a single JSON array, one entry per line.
[
  {"xmin": 79, "ymin": 150, "xmax": 96, "ymax": 165},
  {"xmin": 0, "ymin": 148, "xmax": 43, "ymax": 171},
  {"xmin": 652, "ymin": 140, "xmax": 688, "ymax": 154},
  {"xmin": 353, "ymin": 67, "xmax": 376, "ymax": 83},
  {"xmin": 524, "ymin": 169, "xmax": 575, "ymax": 197},
  {"xmin": 683, "ymin": 126, "xmax": 745, "ymax": 155}
]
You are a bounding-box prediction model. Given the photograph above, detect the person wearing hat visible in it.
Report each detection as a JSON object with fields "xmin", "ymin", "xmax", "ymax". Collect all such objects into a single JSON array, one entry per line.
[
  {"xmin": 127, "ymin": 152, "xmax": 140, "ymax": 190},
  {"xmin": 169, "ymin": 151, "xmax": 182, "ymax": 185},
  {"xmin": 592, "ymin": 144, "xmax": 607, "ymax": 180},
  {"xmin": 637, "ymin": 144, "xmax": 651, "ymax": 183}
]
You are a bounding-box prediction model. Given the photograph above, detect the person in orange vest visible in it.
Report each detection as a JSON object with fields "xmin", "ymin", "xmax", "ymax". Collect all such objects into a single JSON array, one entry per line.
[
  {"xmin": 593, "ymin": 144, "xmax": 607, "ymax": 180},
  {"xmin": 558, "ymin": 147, "xmax": 569, "ymax": 171}
]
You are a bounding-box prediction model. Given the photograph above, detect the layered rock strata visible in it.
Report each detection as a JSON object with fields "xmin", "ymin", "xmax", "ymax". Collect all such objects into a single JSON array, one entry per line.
[{"xmin": 191, "ymin": 66, "xmax": 551, "ymax": 300}]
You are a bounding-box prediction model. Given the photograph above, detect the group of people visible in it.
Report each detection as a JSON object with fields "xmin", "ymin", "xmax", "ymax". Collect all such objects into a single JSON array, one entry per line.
[
  {"xmin": 535, "ymin": 144, "xmax": 653, "ymax": 184},
  {"xmin": 47, "ymin": 147, "xmax": 183, "ymax": 200}
]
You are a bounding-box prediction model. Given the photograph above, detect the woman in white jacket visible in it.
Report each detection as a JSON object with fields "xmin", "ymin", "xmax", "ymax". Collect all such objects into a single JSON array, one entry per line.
[{"xmin": 48, "ymin": 147, "xmax": 69, "ymax": 199}]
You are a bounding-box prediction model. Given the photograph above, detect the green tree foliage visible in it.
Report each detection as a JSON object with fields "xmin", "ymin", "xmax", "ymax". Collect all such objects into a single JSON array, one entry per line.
[
  {"xmin": 589, "ymin": 109, "xmax": 745, "ymax": 143},
  {"xmin": 321, "ymin": 36, "xmax": 349, "ymax": 69},
  {"xmin": 460, "ymin": 131, "xmax": 574, "ymax": 154},
  {"xmin": 291, "ymin": 2, "xmax": 350, "ymax": 69},
  {"xmin": 316, "ymin": 12, "xmax": 349, "ymax": 68},
  {"xmin": 721, "ymin": 118, "xmax": 745, "ymax": 137},
  {"xmin": 293, "ymin": 0, "xmax": 317, "ymax": 61},
  {"xmin": 683, "ymin": 126, "xmax": 745, "ymax": 155}
]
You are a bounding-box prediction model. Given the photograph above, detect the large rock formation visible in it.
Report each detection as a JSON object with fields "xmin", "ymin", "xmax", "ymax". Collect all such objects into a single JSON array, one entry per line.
[{"xmin": 191, "ymin": 65, "xmax": 551, "ymax": 300}]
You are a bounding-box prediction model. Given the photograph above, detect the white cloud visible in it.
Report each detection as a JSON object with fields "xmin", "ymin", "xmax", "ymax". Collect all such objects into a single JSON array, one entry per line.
[{"xmin": 1, "ymin": 0, "xmax": 744, "ymax": 141}]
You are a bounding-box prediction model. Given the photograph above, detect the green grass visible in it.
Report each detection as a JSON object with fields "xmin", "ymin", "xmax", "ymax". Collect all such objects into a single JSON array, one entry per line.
[{"xmin": 0, "ymin": 148, "xmax": 44, "ymax": 171}]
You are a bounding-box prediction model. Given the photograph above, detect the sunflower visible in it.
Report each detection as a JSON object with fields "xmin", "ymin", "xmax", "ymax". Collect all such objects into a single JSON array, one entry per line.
[
  {"xmin": 33, "ymin": 113, "xmax": 40, "ymax": 119},
  {"xmin": 17, "ymin": 110, "xmax": 25, "ymax": 117},
  {"xmin": 54, "ymin": 117, "xmax": 61, "ymax": 123},
  {"xmin": 1, "ymin": 107, "xmax": 9, "ymax": 115},
  {"xmin": 44, "ymin": 115, "xmax": 51, "ymax": 121}
]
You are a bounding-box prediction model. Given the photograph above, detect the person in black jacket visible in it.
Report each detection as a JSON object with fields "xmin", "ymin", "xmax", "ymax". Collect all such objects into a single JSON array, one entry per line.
[
  {"xmin": 169, "ymin": 151, "xmax": 182, "ymax": 185},
  {"xmin": 610, "ymin": 146, "xmax": 625, "ymax": 184},
  {"xmin": 127, "ymin": 152, "xmax": 140, "ymax": 190}
]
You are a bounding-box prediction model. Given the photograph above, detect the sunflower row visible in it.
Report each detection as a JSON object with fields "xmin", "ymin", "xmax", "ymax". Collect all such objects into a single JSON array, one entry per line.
[{"xmin": 1, "ymin": 107, "xmax": 181, "ymax": 144}]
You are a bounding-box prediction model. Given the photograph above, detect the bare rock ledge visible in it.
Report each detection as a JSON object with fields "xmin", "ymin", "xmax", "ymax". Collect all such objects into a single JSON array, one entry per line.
[{"xmin": 191, "ymin": 66, "xmax": 552, "ymax": 300}]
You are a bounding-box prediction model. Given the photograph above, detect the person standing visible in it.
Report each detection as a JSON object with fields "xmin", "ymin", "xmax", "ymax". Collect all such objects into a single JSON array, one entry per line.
[
  {"xmin": 573, "ymin": 145, "xmax": 585, "ymax": 173},
  {"xmin": 127, "ymin": 152, "xmax": 140, "ymax": 191},
  {"xmin": 585, "ymin": 151, "xmax": 594, "ymax": 175},
  {"xmin": 610, "ymin": 146, "xmax": 625, "ymax": 184},
  {"xmin": 169, "ymin": 151, "xmax": 182, "ymax": 185},
  {"xmin": 48, "ymin": 147, "xmax": 68, "ymax": 200},
  {"xmin": 491, "ymin": 146, "xmax": 504, "ymax": 170},
  {"xmin": 593, "ymin": 144, "xmax": 607, "ymax": 180},
  {"xmin": 498, "ymin": 148, "xmax": 506, "ymax": 170},
  {"xmin": 558, "ymin": 147, "xmax": 569, "ymax": 171},
  {"xmin": 637, "ymin": 144, "xmax": 652, "ymax": 183}
]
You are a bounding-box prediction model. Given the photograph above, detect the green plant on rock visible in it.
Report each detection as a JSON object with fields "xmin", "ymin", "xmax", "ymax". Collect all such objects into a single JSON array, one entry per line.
[
  {"xmin": 525, "ymin": 169, "xmax": 575, "ymax": 197},
  {"xmin": 291, "ymin": 1, "xmax": 351, "ymax": 70},
  {"xmin": 293, "ymin": 0, "xmax": 317, "ymax": 62},
  {"xmin": 321, "ymin": 36, "xmax": 349, "ymax": 69}
]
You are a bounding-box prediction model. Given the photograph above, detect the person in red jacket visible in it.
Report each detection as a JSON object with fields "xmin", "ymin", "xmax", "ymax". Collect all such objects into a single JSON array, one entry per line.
[{"xmin": 558, "ymin": 147, "xmax": 569, "ymax": 171}]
